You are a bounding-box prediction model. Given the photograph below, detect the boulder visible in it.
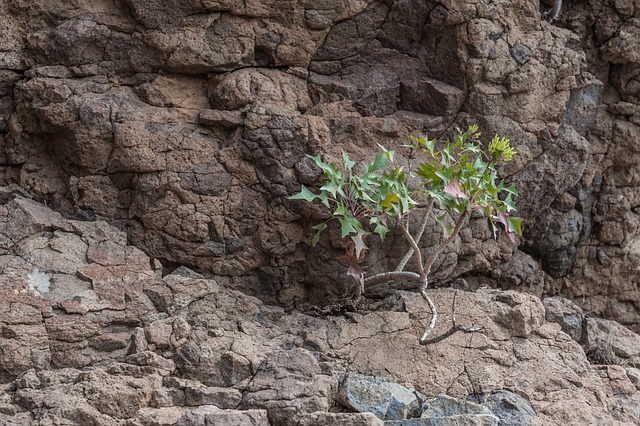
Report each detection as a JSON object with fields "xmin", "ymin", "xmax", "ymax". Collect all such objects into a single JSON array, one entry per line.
[{"xmin": 337, "ymin": 373, "xmax": 425, "ymax": 420}]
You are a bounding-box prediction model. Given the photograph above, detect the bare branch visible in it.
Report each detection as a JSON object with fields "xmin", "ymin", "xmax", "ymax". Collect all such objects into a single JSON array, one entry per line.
[
  {"xmin": 399, "ymin": 219, "xmax": 424, "ymax": 277},
  {"xmin": 418, "ymin": 288, "xmax": 438, "ymax": 343},
  {"xmin": 422, "ymin": 211, "xmax": 468, "ymax": 285},
  {"xmin": 419, "ymin": 290, "xmax": 484, "ymax": 345},
  {"xmin": 364, "ymin": 271, "xmax": 421, "ymax": 286},
  {"xmin": 396, "ymin": 200, "xmax": 433, "ymax": 272}
]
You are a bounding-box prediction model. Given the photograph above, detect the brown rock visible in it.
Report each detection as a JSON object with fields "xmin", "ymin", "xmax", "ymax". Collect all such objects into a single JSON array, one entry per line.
[
  {"xmin": 239, "ymin": 348, "xmax": 336, "ymax": 425},
  {"xmin": 294, "ymin": 412, "xmax": 384, "ymax": 426}
]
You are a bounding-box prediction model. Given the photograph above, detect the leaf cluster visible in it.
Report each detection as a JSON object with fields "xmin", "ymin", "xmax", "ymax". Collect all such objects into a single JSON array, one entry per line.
[
  {"xmin": 289, "ymin": 148, "xmax": 413, "ymax": 257},
  {"xmin": 290, "ymin": 125, "xmax": 523, "ymax": 258},
  {"xmin": 408, "ymin": 125, "xmax": 523, "ymax": 241}
]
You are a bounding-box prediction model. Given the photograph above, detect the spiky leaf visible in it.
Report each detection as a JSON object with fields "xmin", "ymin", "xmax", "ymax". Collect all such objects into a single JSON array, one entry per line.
[{"xmin": 289, "ymin": 185, "xmax": 318, "ymax": 203}]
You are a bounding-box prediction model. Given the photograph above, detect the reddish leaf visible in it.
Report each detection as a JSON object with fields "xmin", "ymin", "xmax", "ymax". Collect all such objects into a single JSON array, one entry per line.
[
  {"xmin": 493, "ymin": 211, "xmax": 517, "ymax": 243},
  {"xmin": 443, "ymin": 176, "xmax": 468, "ymax": 199},
  {"xmin": 340, "ymin": 253, "xmax": 365, "ymax": 295}
]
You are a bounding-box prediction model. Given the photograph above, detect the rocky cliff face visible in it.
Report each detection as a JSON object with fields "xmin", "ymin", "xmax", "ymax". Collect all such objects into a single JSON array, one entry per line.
[
  {"xmin": 0, "ymin": 0, "xmax": 639, "ymax": 324},
  {"xmin": 1, "ymin": 190, "xmax": 640, "ymax": 424},
  {"xmin": 0, "ymin": 0, "xmax": 639, "ymax": 422}
]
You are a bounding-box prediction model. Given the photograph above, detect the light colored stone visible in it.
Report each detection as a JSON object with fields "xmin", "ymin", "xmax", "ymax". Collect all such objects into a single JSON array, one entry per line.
[
  {"xmin": 337, "ymin": 373, "xmax": 424, "ymax": 420},
  {"xmin": 584, "ymin": 318, "xmax": 640, "ymax": 359}
]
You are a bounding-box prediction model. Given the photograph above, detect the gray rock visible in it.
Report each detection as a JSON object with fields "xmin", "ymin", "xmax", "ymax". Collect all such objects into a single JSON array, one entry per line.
[
  {"xmin": 199, "ymin": 109, "xmax": 246, "ymax": 128},
  {"xmin": 510, "ymin": 44, "xmax": 532, "ymax": 65},
  {"xmin": 399, "ymin": 76, "xmax": 464, "ymax": 117},
  {"xmin": 309, "ymin": 67, "xmax": 400, "ymax": 117},
  {"xmin": 382, "ymin": 394, "xmax": 502, "ymax": 425},
  {"xmin": 184, "ymin": 385, "xmax": 242, "ymax": 409},
  {"xmin": 584, "ymin": 318, "xmax": 640, "ymax": 360},
  {"xmin": 468, "ymin": 390, "xmax": 536, "ymax": 426},
  {"xmin": 295, "ymin": 412, "xmax": 385, "ymax": 426},
  {"xmin": 133, "ymin": 407, "xmax": 187, "ymax": 426},
  {"xmin": 385, "ymin": 416, "xmax": 498, "ymax": 425},
  {"xmin": 422, "ymin": 395, "xmax": 496, "ymax": 419},
  {"xmin": 337, "ymin": 373, "xmax": 425, "ymax": 421},
  {"xmin": 542, "ymin": 297, "xmax": 584, "ymax": 342},
  {"xmin": 521, "ymin": 207, "xmax": 583, "ymax": 278},
  {"xmin": 626, "ymin": 368, "xmax": 640, "ymax": 391},
  {"xmin": 562, "ymin": 81, "xmax": 604, "ymax": 135}
]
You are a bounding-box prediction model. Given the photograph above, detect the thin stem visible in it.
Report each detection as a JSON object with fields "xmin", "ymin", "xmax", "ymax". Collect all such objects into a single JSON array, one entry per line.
[
  {"xmin": 419, "ymin": 290, "xmax": 484, "ymax": 345},
  {"xmin": 418, "ymin": 288, "xmax": 438, "ymax": 343},
  {"xmin": 421, "ymin": 210, "xmax": 468, "ymax": 290},
  {"xmin": 399, "ymin": 219, "xmax": 424, "ymax": 277},
  {"xmin": 396, "ymin": 200, "xmax": 433, "ymax": 272},
  {"xmin": 364, "ymin": 271, "xmax": 421, "ymax": 286}
]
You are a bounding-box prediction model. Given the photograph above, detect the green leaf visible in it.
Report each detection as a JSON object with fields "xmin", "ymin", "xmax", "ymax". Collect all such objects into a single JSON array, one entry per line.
[
  {"xmin": 504, "ymin": 183, "xmax": 518, "ymax": 195},
  {"xmin": 435, "ymin": 169, "xmax": 454, "ymax": 185},
  {"xmin": 342, "ymin": 151, "xmax": 355, "ymax": 171},
  {"xmin": 503, "ymin": 193, "xmax": 517, "ymax": 212},
  {"xmin": 310, "ymin": 223, "xmax": 327, "ymax": 246},
  {"xmin": 377, "ymin": 144, "xmax": 395, "ymax": 163},
  {"xmin": 443, "ymin": 226, "xmax": 455, "ymax": 237},
  {"xmin": 417, "ymin": 161, "xmax": 440, "ymax": 183},
  {"xmin": 339, "ymin": 218, "xmax": 357, "ymax": 238},
  {"xmin": 407, "ymin": 135, "xmax": 435, "ymax": 154},
  {"xmin": 320, "ymin": 177, "xmax": 342, "ymax": 198},
  {"xmin": 381, "ymin": 193, "xmax": 399, "ymax": 210},
  {"xmin": 507, "ymin": 216, "xmax": 523, "ymax": 236},
  {"xmin": 374, "ymin": 222, "xmax": 389, "ymax": 240},
  {"xmin": 289, "ymin": 185, "xmax": 318, "ymax": 202},
  {"xmin": 369, "ymin": 153, "xmax": 388, "ymax": 172},
  {"xmin": 441, "ymin": 144, "xmax": 454, "ymax": 167},
  {"xmin": 317, "ymin": 191, "xmax": 330, "ymax": 208},
  {"xmin": 333, "ymin": 203, "xmax": 348, "ymax": 217},
  {"xmin": 307, "ymin": 154, "xmax": 337, "ymax": 176}
]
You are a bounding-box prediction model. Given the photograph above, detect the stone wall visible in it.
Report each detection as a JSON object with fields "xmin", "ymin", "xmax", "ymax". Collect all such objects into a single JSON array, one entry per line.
[
  {"xmin": 0, "ymin": 0, "xmax": 638, "ymax": 325},
  {"xmin": 1, "ymin": 191, "xmax": 639, "ymax": 424}
]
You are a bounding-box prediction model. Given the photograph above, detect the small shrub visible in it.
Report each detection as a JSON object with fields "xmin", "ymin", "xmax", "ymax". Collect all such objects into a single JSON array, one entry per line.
[{"xmin": 290, "ymin": 125, "xmax": 523, "ymax": 344}]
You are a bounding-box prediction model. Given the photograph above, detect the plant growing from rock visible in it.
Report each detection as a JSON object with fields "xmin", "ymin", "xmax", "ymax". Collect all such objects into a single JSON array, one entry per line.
[{"xmin": 290, "ymin": 125, "xmax": 522, "ymax": 344}]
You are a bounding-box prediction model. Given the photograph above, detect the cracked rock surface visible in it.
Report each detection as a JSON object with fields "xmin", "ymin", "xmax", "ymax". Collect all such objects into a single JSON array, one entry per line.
[
  {"xmin": 0, "ymin": 0, "xmax": 638, "ymax": 331},
  {"xmin": 1, "ymin": 191, "xmax": 640, "ymax": 425}
]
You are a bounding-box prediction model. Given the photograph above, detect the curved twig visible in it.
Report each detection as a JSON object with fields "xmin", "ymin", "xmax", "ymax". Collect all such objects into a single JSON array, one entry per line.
[
  {"xmin": 421, "ymin": 211, "xmax": 468, "ymax": 290},
  {"xmin": 399, "ymin": 219, "xmax": 424, "ymax": 277},
  {"xmin": 364, "ymin": 271, "xmax": 421, "ymax": 286},
  {"xmin": 396, "ymin": 200, "xmax": 433, "ymax": 272},
  {"xmin": 418, "ymin": 288, "xmax": 438, "ymax": 343},
  {"xmin": 418, "ymin": 290, "xmax": 484, "ymax": 345}
]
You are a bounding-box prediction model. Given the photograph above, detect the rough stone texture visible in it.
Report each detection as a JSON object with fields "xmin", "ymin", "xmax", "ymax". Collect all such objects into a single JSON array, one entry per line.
[
  {"xmin": 0, "ymin": 0, "xmax": 638, "ymax": 332},
  {"xmin": 584, "ymin": 317, "xmax": 640, "ymax": 360},
  {"xmin": 0, "ymin": 0, "xmax": 640, "ymax": 423},
  {"xmin": 542, "ymin": 296, "xmax": 584, "ymax": 342},
  {"xmin": 294, "ymin": 412, "xmax": 384, "ymax": 426},
  {"xmin": 468, "ymin": 389, "xmax": 536, "ymax": 426},
  {"xmin": 337, "ymin": 373, "xmax": 425, "ymax": 420},
  {"xmin": 238, "ymin": 348, "xmax": 336, "ymax": 424},
  {"xmin": 418, "ymin": 394, "xmax": 499, "ymax": 425},
  {"xmin": 0, "ymin": 193, "xmax": 639, "ymax": 424}
]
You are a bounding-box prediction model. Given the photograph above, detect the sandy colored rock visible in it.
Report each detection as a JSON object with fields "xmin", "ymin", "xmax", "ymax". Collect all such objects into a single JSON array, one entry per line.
[{"xmin": 0, "ymin": 0, "xmax": 640, "ymax": 422}]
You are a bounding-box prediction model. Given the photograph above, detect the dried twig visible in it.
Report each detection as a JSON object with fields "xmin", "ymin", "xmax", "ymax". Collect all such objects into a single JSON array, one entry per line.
[
  {"xmin": 396, "ymin": 200, "xmax": 433, "ymax": 272},
  {"xmin": 421, "ymin": 211, "xmax": 468, "ymax": 291},
  {"xmin": 419, "ymin": 290, "xmax": 484, "ymax": 345}
]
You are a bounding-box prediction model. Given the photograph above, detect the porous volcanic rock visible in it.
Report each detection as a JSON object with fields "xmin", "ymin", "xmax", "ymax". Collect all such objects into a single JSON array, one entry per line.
[
  {"xmin": 1, "ymin": 191, "xmax": 640, "ymax": 425},
  {"xmin": 0, "ymin": 0, "xmax": 637, "ymax": 331}
]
